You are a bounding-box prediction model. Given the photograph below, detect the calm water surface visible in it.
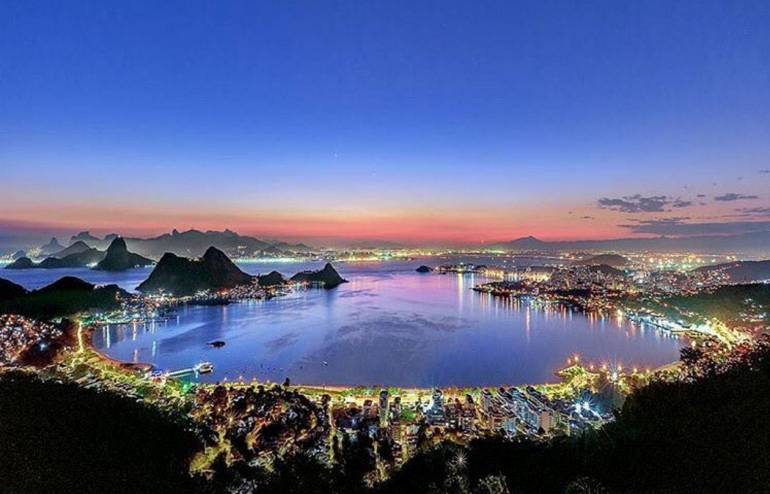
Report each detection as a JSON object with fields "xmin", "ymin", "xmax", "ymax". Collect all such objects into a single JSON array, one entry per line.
[{"xmin": 4, "ymin": 259, "xmax": 684, "ymax": 386}]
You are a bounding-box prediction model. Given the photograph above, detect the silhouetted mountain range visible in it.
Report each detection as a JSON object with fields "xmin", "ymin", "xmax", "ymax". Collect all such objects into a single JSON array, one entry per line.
[
  {"xmin": 69, "ymin": 231, "xmax": 101, "ymax": 245},
  {"xmin": 95, "ymin": 238, "xmax": 153, "ymax": 271},
  {"xmin": 491, "ymin": 231, "xmax": 770, "ymax": 253},
  {"xmin": 137, "ymin": 247, "xmax": 254, "ymax": 295},
  {"xmin": 50, "ymin": 229, "xmax": 313, "ymax": 259}
]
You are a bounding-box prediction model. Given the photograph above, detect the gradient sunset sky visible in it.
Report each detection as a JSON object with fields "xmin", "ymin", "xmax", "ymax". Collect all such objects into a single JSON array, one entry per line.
[{"xmin": 2, "ymin": 1, "xmax": 769, "ymax": 246}]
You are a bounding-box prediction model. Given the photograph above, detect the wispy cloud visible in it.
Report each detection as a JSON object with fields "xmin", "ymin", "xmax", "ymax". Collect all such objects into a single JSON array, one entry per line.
[
  {"xmin": 598, "ymin": 195, "xmax": 680, "ymax": 213},
  {"xmin": 714, "ymin": 193, "xmax": 759, "ymax": 201},
  {"xmin": 733, "ymin": 207, "xmax": 770, "ymax": 218}
]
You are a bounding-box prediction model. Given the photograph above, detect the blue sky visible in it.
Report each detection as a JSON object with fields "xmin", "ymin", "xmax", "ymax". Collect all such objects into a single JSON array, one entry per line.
[{"xmin": 1, "ymin": 0, "xmax": 769, "ymax": 245}]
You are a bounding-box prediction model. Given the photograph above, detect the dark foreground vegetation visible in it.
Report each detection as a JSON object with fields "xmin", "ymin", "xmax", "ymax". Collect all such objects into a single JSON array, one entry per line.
[
  {"xmin": 0, "ymin": 371, "xmax": 202, "ymax": 494},
  {"xmin": 2, "ymin": 338, "xmax": 770, "ymax": 493},
  {"xmin": 378, "ymin": 339, "xmax": 770, "ymax": 493}
]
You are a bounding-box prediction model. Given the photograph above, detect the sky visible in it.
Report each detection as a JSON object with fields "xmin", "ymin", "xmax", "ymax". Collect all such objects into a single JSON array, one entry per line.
[{"xmin": 1, "ymin": 0, "xmax": 770, "ymax": 247}]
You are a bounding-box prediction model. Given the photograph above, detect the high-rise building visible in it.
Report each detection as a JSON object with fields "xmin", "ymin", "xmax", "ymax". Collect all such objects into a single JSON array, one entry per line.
[{"xmin": 378, "ymin": 389, "xmax": 389, "ymax": 426}]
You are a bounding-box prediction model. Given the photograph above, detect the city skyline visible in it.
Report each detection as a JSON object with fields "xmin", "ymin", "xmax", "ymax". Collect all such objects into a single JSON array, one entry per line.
[{"xmin": 2, "ymin": 1, "xmax": 770, "ymax": 245}]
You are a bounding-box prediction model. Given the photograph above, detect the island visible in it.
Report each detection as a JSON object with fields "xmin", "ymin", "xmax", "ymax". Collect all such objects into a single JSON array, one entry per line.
[
  {"xmin": 289, "ymin": 263, "xmax": 347, "ymax": 288},
  {"xmin": 416, "ymin": 265, "xmax": 432, "ymax": 273}
]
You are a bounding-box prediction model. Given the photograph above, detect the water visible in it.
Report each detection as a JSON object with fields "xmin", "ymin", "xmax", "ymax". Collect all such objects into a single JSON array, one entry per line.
[{"xmin": 3, "ymin": 259, "xmax": 684, "ymax": 387}]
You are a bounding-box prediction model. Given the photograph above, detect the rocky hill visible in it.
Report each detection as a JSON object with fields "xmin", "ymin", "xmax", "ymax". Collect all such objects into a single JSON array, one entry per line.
[
  {"xmin": 290, "ymin": 263, "xmax": 347, "ymax": 288},
  {"xmin": 694, "ymin": 259, "xmax": 770, "ymax": 283},
  {"xmin": 137, "ymin": 247, "xmax": 254, "ymax": 295},
  {"xmin": 95, "ymin": 238, "xmax": 153, "ymax": 271},
  {"xmin": 5, "ymin": 257, "xmax": 35, "ymax": 270},
  {"xmin": 37, "ymin": 248, "xmax": 104, "ymax": 268},
  {"xmin": 257, "ymin": 270, "xmax": 286, "ymax": 287}
]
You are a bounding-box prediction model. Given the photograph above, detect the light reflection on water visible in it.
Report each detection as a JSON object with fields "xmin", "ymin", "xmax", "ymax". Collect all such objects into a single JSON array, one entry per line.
[{"xmin": 84, "ymin": 260, "xmax": 684, "ymax": 387}]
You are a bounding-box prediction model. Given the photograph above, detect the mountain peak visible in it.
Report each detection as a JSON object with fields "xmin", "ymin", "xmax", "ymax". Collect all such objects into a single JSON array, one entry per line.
[
  {"xmin": 106, "ymin": 236, "xmax": 128, "ymax": 252},
  {"xmin": 94, "ymin": 237, "xmax": 153, "ymax": 271}
]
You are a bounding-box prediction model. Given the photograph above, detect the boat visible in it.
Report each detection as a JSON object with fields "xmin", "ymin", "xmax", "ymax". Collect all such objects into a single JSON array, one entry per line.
[{"xmin": 194, "ymin": 361, "xmax": 214, "ymax": 374}]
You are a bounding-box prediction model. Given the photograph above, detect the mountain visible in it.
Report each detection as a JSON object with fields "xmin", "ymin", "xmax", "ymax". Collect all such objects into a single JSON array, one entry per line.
[
  {"xmin": 267, "ymin": 241, "xmax": 314, "ymax": 252},
  {"xmin": 39, "ymin": 237, "xmax": 64, "ymax": 256},
  {"xmin": 137, "ymin": 246, "xmax": 254, "ymax": 295},
  {"xmin": 257, "ymin": 271, "xmax": 286, "ymax": 287},
  {"xmin": 574, "ymin": 253, "xmax": 630, "ymax": 267},
  {"xmin": 0, "ymin": 278, "xmax": 27, "ymax": 300},
  {"xmin": 95, "ymin": 238, "xmax": 154, "ymax": 271},
  {"xmin": 70, "ymin": 231, "xmax": 101, "ymax": 245},
  {"xmin": 493, "ymin": 236, "xmax": 550, "ymax": 251},
  {"xmin": 11, "ymin": 250, "xmax": 26, "ymax": 260},
  {"xmin": 0, "ymin": 276, "xmax": 126, "ymax": 319},
  {"xmin": 51, "ymin": 240, "xmax": 92, "ymax": 258},
  {"xmin": 490, "ymin": 231, "xmax": 770, "ymax": 254},
  {"xmin": 5, "ymin": 257, "xmax": 35, "ymax": 269},
  {"xmin": 38, "ymin": 276, "xmax": 96, "ymax": 293},
  {"xmin": 37, "ymin": 248, "xmax": 104, "ymax": 269},
  {"xmin": 290, "ymin": 263, "xmax": 347, "ymax": 288},
  {"xmin": 122, "ymin": 229, "xmax": 274, "ymax": 259},
  {"xmin": 694, "ymin": 260, "xmax": 770, "ymax": 283}
]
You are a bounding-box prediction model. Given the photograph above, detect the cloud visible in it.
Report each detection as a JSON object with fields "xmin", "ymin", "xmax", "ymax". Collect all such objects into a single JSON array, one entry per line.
[
  {"xmin": 597, "ymin": 194, "xmax": 697, "ymax": 213},
  {"xmin": 714, "ymin": 193, "xmax": 759, "ymax": 201},
  {"xmin": 581, "ymin": 215, "xmax": 594, "ymax": 220},
  {"xmin": 598, "ymin": 195, "xmax": 671, "ymax": 213},
  {"xmin": 759, "ymin": 169, "xmax": 770, "ymax": 174},
  {"xmin": 733, "ymin": 207, "xmax": 770, "ymax": 218},
  {"xmin": 619, "ymin": 218, "xmax": 770, "ymax": 236},
  {"xmin": 672, "ymin": 199, "xmax": 692, "ymax": 208},
  {"xmin": 696, "ymin": 194, "xmax": 706, "ymax": 198}
]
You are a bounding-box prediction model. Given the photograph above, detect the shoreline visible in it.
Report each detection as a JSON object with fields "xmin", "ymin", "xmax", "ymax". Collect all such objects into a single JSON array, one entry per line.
[{"xmin": 82, "ymin": 321, "xmax": 670, "ymax": 398}]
